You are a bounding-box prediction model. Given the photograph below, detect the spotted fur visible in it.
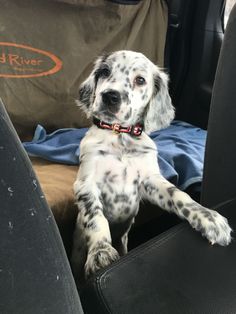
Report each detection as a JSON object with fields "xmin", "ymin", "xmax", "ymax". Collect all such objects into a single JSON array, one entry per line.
[{"xmin": 72, "ymin": 50, "xmax": 232, "ymax": 283}]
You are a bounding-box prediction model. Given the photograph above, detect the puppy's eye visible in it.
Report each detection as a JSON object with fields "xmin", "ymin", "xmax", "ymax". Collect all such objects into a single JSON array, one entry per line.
[{"xmin": 134, "ymin": 76, "xmax": 146, "ymax": 86}]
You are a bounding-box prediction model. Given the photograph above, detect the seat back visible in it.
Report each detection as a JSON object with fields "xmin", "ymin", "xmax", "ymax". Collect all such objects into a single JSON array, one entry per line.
[
  {"xmin": 0, "ymin": 99, "xmax": 83, "ymax": 313},
  {"xmin": 201, "ymin": 4, "xmax": 236, "ymax": 208}
]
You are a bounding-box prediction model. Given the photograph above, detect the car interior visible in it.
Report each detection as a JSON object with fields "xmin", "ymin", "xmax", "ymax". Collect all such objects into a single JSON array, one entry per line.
[{"xmin": 1, "ymin": 0, "xmax": 236, "ymax": 313}]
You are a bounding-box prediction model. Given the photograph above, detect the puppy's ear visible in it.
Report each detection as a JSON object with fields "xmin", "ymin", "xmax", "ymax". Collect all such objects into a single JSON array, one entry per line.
[
  {"xmin": 76, "ymin": 55, "xmax": 105, "ymax": 118},
  {"xmin": 144, "ymin": 69, "xmax": 175, "ymax": 134}
]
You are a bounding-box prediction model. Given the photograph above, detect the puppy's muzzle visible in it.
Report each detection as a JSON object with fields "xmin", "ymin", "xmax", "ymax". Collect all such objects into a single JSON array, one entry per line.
[{"xmin": 101, "ymin": 89, "xmax": 121, "ymax": 113}]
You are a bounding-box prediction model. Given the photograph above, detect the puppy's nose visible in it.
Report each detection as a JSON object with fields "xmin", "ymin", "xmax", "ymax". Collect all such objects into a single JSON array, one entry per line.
[{"xmin": 102, "ymin": 90, "xmax": 121, "ymax": 112}]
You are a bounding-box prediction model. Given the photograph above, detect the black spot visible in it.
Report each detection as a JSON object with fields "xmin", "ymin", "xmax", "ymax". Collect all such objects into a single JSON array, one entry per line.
[
  {"xmin": 141, "ymin": 93, "xmax": 147, "ymax": 101},
  {"xmin": 159, "ymin": 194, "xmax": 163, "ymax": 199},
  {"xmin": 116, "ymin": 156, "xmax": 122, "ymax": 162},
  {"xmin": 94, "ymin": 62, "xmax": 111, "ymax": 84},
  {"xmin": 123, "ymin": 167, "xmax": 127, "ymax": 180},
  {"xmin": 108, "ymin": 174, "xmax": 118, "ymax": 183},
  {"xmin": 154, "ymin": 74, "xmax": 161, "ymax": 95},
  {"xmin": 124, "ymin": 207, "xmax": 130, "ymax": 214},
  {"xmin": 114, "ymin": 194, "xmax": 129, "ymax": 203},
  {"xmin": 176, "ymin": 201, "xmax": 183, "ymax": 209},
  {"xmin": 201, "ymin": 210, "xmax": 215, "ymax": 222},
  {"xmin": 103, "ymin": 172, "xmax": 116, "ymax": 194},
  {"xmin": 98, "ymin": 150, "xmax": 109, "ymax": 156},
  {"xmin": 196, "ymin": 218, "xmax": 202, "ymax": 231},
  {"xmin": 120, "ymin": 66, "xmax": 126, "ymax": 73},
  {"xmin": 101, "ymin": 192, "xmax": 107, "ymax": 203},
  {"xmin": 88, "ymin": 208, "xmax": 100, "ymax": 220},
  {"xmin": 101, "ymin": 193, "xmax": 114, "ymax": 210},
  {"xmin": 125, "ymin": 70, "xmax": 129, "ymax": 76},
  {"xmin": 122, "ymin": 90, "xmax": 129, "ymax": 99},
  {"xmin": 186, "ymin": 202, "xmax": 198, "ymax": 211},
  {"xmin": 107, "ymin": 183, "xmax": 114, "ymax": 194},
  {"xmin": 182, "ymin": 208, "xmax": 190, "ymax": 217},
  {"xmin": 77, "ymin": 193, "xmax": 94, "ymax": 209},
  {"xmin": 79, "ymin": 177, "xmax": 88, "ymax": 186},
  {"xmin": 79, "ymin": 84, "xmax": 92, "ymax": 108},
  {"xmin": 130, "ymin": 148, "xmax": 140, "ymax": 155},
  {"xmin": 167, "ymin": 186, "xmax": 177, "ymax": 197},
  {"xmin": 87, "ymin": 220, "xmax": 98, "ymax": 230},
  {"xmin": 144, "ymin": 182, "xmax": 157, "ymax": 195},
  {"xmin": 201, "ymin": 209, "xmax": 210, "ymax": 217},
  {"xmin": 142, "ymin": 145, "xmax": 156, "ymax": 152},
  {"xmin": 124, "ymin": 108, "xmax": 132, "ymax": 120},
  {"xmin": 167, "ymin": 200, "xmax": 173, "ymax": 208}
]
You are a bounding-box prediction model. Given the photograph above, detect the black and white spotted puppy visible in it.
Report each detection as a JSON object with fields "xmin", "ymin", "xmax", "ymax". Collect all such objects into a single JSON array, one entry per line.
[{"xmin": 71, "ymin": 50, "xmax": 232, "ymax": 282}]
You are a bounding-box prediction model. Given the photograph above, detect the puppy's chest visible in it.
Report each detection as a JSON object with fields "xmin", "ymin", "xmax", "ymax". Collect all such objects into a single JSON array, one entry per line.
[
  {"xmin": 81, "ymin": 133, "xmax": 157, "ymax": 222},
  {"xmin": 95, "ymin": 137, "xmax": 146, "ymax": 185},
  {"xmin": 94, "ymin": 139, "xmax": 146, "ymax": 222},
  {"xmin": 95, "ymin": 155, "xmax": 140, "ymax": 222}
]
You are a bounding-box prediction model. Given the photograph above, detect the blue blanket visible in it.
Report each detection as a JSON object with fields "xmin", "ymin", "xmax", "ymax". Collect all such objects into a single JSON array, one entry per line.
[{"xmin": 23, "ymin": 121, "xmax": 206, "ymax": 190}]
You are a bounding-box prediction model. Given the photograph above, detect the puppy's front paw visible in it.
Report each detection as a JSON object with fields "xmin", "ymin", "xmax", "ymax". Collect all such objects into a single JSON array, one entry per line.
[
  {"xmin": 85, "ymin": 242, "xmax": 119, "ymax": 278},
  {"xmin": 192, "ymin": 208, "xmax": 232, "ymax": 246}
]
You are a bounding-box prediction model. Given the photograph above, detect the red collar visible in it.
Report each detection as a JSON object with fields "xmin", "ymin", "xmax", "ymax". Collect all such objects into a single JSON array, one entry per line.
[{"xmin": 93, "ymin": 117, "xmax": 143, "ymax": 137}]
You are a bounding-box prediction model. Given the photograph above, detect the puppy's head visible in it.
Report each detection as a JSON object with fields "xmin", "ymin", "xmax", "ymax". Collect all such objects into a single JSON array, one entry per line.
[{"xmin": 77, "ymin": 50, "xmax": 174, "ymax": 133}]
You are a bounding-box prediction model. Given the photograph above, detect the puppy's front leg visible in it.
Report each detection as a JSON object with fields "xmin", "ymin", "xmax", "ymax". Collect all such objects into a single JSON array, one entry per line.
[
  {"xmin": 142, "ymin": 175, "xmax": 232, "ymax": 246},
  {"xmin": 74, "ymin": 187, "xmax": 119, "ymax": 278}
]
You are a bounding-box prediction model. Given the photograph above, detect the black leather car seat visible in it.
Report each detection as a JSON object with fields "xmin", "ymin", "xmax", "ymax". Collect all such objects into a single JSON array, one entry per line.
[{"xmin": 201, "ymin": 3, "xmax": 236, "ymax": 208}]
